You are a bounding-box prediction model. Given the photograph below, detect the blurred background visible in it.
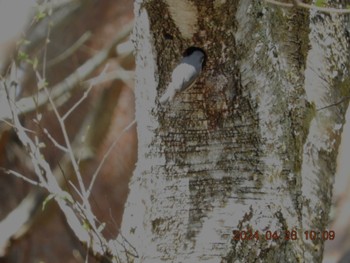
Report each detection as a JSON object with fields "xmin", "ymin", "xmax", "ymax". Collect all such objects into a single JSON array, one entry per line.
[{"xmin": 0, "ymin": 0, "xmax": 136, "ymax": 262}]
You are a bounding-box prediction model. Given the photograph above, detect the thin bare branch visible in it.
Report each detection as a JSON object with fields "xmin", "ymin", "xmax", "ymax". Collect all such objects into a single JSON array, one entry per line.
[
  {"xmin": 26, "ymin": 1, "xmax": 82, "ymax": 52},
  {"xmin": 265, "ymin": 0, "xmax": 293, "ymax": 8},
  {"xmin": 265, "ymin": 0, "xmax": 350, "ymax": 13},
  {"xmin": 41, "ymin": 74, "xmax": 104, "ymax": 243},
  {"xmin": 62, "ymin": 82, "xmax": 94, "ymax": 121},
  {"xmin": 296, "ymin": 0, "xmax": 350, "ymax": 14},
  {"xmin": 87, "ymin": 119, "xmax": 136, "ymax": 198},
  {"xmin": 84, "ymin": 68, "xmax": 134, "ymax": 88},
  {"xmin": 317, "ymin": 96, "xmax": 350, "ymax": 111},
  {"xmin": 13, "ymin": 22, "xmax": 133, "ymax": 117},
  {"xmin": 62, "ymin": 64, "xmax": 110, "ymax": 121},
  {"xmin": 43, "ymin": 84, "xmax": 87, "ymax": 196},
  {"xmin": 0, "ymin": 118, "xmax": 15, "ymax": 130},
  {"xmin": 1, "ymin": 168, "xmax": 41, "ymax": 186},
  {"xmin": 69, "ymin": 180, "xmax": 85, "ymax": 201},
  {"xmin": 46, "ymin": 31, "xmax": 92, "ymax": 68},
  {"xmin": 43, "ymin": 128, "xmax": 68, "ymax": 152},
  {"xmin": 4, "ymin": 82, "xmax": 48, "ymax": 186},
  {"xmin": 2, "ymin": 108, "xmax": 108, "ymax": 257},
  {"xmin": 1, "ymin": 45, "xmax": 135, "ymax": 258}
]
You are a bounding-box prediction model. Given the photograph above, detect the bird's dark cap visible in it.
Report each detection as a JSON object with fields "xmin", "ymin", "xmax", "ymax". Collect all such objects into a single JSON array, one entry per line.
[{"xmin": 182, "ymin": 47, "xmax": 207, "ymax": 67}]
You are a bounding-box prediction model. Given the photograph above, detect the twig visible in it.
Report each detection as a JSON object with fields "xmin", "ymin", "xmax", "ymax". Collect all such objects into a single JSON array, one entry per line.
[
  {"xmin": 1, "ymin": 168, "xmax": 41, "ymax": 186},
  {"xmin": 265, "ymin": 0, "xmax": 350, "ymax": 14},
  {"xmin": 317, "ymin": 96, "xmax": 350, "ymax": 111},
  {"xmin": 62, "ymin": 64, "xmax": 110, "ymax": 121},
  {"xmin": 46, "ymin": 31, "xmax": 92, "ymax": 68},
  {"xmin": 87, "ymin": 119, "xmax": 136, "ymax": 198},
  {"xmin": 4, "ymin": 89, "xmax": 108, "ymax": 254},
  {"xmin": 1, "ymin": 44, "xmax": 135, "ymax": 258},
  {"xmin": 13, "ymin": 22, "xmax": 133, "ymax": 117},
  {"xmin": 43, "ymin": 83, "xmax": 87, "ymax": 197},
  {"xmin": 41, "ymin": 73, "xmax": 111, "ymax": 251},
  {"xmin": 296, "ymin": 0, "xmax": 350, "ymax": 14},
  {"xmin": 4, "ymin": 81, "xmax": 48, "ymax": 186},
  {"xmin": 69, "ymin": 180, "xmax": 85, "ymax": 201},
  {"xmin": 40, "ymin": 16, "xmax": 52, "ymax": 86},
  {"xmin": 84, "ymin": 68, "xmax": 134, "ymax": 89},
  {"xmin": 265, "ymin": 0, "xmax": 293, "ymax": 8},
  {"xmin": 43, "ymin": 128, "xmax": 68, "ymax": 152},
  {"xmin": 26, "ymin": 0, "xmax": 82, "ymax": 52}
]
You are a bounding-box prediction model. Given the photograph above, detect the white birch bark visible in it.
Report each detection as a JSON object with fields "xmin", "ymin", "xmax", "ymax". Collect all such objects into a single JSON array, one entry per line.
[{"xmin": 120, "ymin": 1, "xmax": 350, "ymax": 262}]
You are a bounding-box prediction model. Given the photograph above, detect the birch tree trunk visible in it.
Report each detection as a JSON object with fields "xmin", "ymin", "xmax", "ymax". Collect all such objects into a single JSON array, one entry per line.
[{"xmin": 120, "ymin": 0, "xmax": 350, "ymax": 262}]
